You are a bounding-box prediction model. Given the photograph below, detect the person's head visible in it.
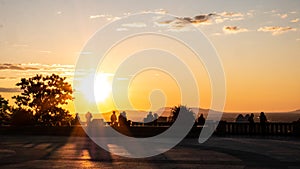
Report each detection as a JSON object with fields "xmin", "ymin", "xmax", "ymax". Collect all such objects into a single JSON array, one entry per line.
[
  {"xmin": 260, "ymin": 112, "xmax": 264, "ymax": 115},
  {"xmin": 112, "ymin": 111, "xmax": 115, "ymax": 114},
  {"xmin": 251, "ymin": 113, "xmax": 254, "ymax": 117},
  {"xmin": 149, "ymin": 111, "xmax": 152, "ymax": 115}
]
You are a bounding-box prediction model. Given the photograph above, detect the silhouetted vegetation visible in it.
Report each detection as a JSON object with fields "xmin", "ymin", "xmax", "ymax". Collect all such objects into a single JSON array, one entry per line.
[
  {"xmin": 170, "ymin": 105, "xmax": 195, "ymax": 123},
  {"xmin": 0, "ymin": 95, "xmax": 11, "ymax": 125},
  {"xmin": 11, "ymin": 74, "xmax": 73, "ymax": 126}
]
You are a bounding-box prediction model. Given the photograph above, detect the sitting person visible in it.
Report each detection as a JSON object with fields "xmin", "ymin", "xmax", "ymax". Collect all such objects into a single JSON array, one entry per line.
[
  {"xmin": 197, "ymin": 114, "xmax": 205, "ymax": 125},
  {"xmin": 235, "ymin": 114, "xmax": 244, "ymax": 123}
]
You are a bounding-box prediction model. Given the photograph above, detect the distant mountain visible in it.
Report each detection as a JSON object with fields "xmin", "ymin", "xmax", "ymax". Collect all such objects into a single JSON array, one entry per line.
[
  {"xmin": 90, "ymin": 107, "xmax": 300, "ymax": 123},
  {"xmin": 291, "ymin": 109, "xmax": 300, "ymax": 114}
]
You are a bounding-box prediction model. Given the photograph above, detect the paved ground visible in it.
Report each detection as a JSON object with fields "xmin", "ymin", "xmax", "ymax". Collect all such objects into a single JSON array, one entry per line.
[{"xmin": 0, "ymin": 135, "xmax": 300, "ymax": 169}]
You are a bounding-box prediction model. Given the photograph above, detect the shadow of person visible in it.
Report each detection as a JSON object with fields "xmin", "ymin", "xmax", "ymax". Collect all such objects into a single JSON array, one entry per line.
[{"xmin": 85, "ymin": 137, "xmax": 112, "ymax": 161}]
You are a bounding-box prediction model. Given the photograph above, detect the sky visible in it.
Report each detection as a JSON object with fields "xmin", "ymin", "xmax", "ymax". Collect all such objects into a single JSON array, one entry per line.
[{"xmin": 0, "ymin": 0, "xmax": 300, "ymax": 114}]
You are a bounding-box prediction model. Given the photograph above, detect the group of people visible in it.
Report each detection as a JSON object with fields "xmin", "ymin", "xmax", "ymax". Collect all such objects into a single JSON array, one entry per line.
[
  {"xmin": 110, "ymin": 111, "xmax": 130, "ymax": 127},
  {"xmin": 236, "ymin": 112, "xmax": 268, "ymax": 134},
  {"xmin": 143, "ymin": 112, "xmax": 159, "ymax": 123},
  {"xmin": 236, "ymin": 112, "xmax": 267, "ymax": 124}
]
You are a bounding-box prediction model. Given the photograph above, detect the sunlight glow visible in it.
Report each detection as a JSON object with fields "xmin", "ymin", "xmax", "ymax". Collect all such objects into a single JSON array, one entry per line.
[
  {"xmin": 94, "ymin": 73, "xmax": 112, "ymax": 103},
  {"xmin": 78, "ymin": 73, "xmax": 112, "ymax": 103}
]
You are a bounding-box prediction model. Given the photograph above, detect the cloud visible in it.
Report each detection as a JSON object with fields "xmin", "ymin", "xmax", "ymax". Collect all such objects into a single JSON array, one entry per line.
[
  {"xmin": 0, "ymin": 63, "xmax": 39, "ymax": 70},
  {"xmin": 0, "ymin": 87, "xmax": 21, "ymax": 93},
  {"xmin": 214, "ymin": 12, "xmax": 245, "ymax": 24},
  {"xmin": 278, "ymin": 13, "xmax": 288, "ymax": 19},
  {"xmin": 223, "ymin": 26, "xmax": 249, "ymax": 34},
  {"xmin": 122, "ymin": 22, "xmax": 147, "ymax": 28},
  {"xmin": 156, "ymin": 13, "xmax": 215, "ymax": 30},
  {"xmin": 89, "ymin": 14, "xmax": 120, "ymax": 21},
  {"xmin": 264, "ymin": 10, "xmax": 277, "ymax": 14},
  {"xmin": 0, "ymin": 63, "xmax": 75, "ymax": 72},
  {"xmin": 220, "ymin": 12, "xmax": 244, "ymax": 17},
  {"xmin": 290, "ymin": 18, "xmax": 299, "ymax": 23},
  {"xmin": 89, "ymin": 14, "xmax": 106, "ymax": 19},
  {"xmin": 0, "ymin": 77, "xmax": 17, "ymax": 80},
  {"xmin": 141, "ymin": 9, "xmax": 168, "ymax": 14},
  {"xmin": 258, "ymin": 26, "xmax": 296, "ymax": 35}
]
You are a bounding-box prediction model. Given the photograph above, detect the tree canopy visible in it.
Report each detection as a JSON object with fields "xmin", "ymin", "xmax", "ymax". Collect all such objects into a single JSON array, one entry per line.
[
  {"xmin": 12, "ymin": 74, "xmax": 73, "ymax": 126},
  {"xmin": 0, "ymin": 95, "xmax": 11, "ymax": 125},
  {"xmin": 170, "ymin": 105, "xmax": 195, "ymax": 123}
]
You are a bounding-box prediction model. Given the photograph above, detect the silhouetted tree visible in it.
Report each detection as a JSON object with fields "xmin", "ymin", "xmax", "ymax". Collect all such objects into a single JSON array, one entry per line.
[
  {"xmin": 170, "ymin": 105, "xmax": 195, "ymax": 123},
  {"xmin": 0, "ymin": 95, "xmax": 11, "ymax": 125},
  {"xmin": 12, "ymin": 74, "xmax": 73, "ymax": 126}
]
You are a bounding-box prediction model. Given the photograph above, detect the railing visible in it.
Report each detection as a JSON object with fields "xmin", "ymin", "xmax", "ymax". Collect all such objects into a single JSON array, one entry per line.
[
  {"xmin": 216, "ymin": 121, "xmax": 300, "ymax": 136},
  {"xmin": 1, "ymin": 121, "xmax": 300, "ymax": 137}
]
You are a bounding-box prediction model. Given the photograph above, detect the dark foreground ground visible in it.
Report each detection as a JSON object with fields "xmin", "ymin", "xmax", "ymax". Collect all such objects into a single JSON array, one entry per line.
[{"xmin": 1, "ymin": 135, "xmax": 300, "ymax": 169}]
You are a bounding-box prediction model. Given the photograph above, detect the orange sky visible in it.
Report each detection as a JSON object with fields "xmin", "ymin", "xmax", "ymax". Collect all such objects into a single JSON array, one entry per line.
[{"xmin": 0, "ymin": 1, "xmax": 300, "ymax": 114}]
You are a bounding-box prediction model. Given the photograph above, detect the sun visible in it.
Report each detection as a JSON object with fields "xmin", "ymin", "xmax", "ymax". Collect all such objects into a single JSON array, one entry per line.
[
  {"xmin": 77, "ymin": 73, "xmax": 112, "ymax": 103},
  {"xmin": 94, "ymin": 73, "xmax": 112, "ymax": 103}
]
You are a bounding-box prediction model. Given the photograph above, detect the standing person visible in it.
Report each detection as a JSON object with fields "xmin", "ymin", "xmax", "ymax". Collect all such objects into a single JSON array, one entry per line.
[
  {"xmin": 74, "ymin": 113, "xmax": 81, "ymax": 125},
  {"xmin": 153, "ymin": 113, "xmax": 158, "ymax": 126},
  {"xmin": 85, "ymin": 112, "xmax": 93, "ymax": 127},
  {"xmin": 248, "ymin": 113, "xmax": 255, "ymax": 134},
  {"xmin": 146, "ymin": 112, "xmax": 154, "ymax": 123},
  {"xmin": 118, "ymin": 112, "xmax": 124, "ymax": 127},
  {"xmin": 118, "ymin": 111, "xmax": 128, "ymax": 127},
  {"xmin": 110, "ymin": 111, "xmax": 117, "ymax": 127},
  {"xmin": 259, "ymin": 112, "xmax": 268, "ymax": 135}
]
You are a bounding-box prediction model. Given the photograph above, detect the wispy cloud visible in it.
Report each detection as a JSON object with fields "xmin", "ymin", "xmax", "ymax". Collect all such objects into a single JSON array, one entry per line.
[
  {"xmin": 264, "ymin": 10, "xmax": 277, "ymax": 14},
  {"xmin": 290, "ymin": 18, "xmax": 299, "ymax": 23},
  {"xmin": 122, "ymin": 22, "xmax": 147, "ymax": 28},
  {"xmin": 278, "ymin": 13, "xmax": 288, "ymax": 19},
  {"xmin": 141, "ymin": 8, "xmax": 168, "ymax": 14},
  {"xmin": 0, "ymin": 63, "xmax": 74, "ymax": 72},
  {"xmin": 223, "ymin": 26, "xmax": 248, "ymax": 34},
  {"xmin": 156, "ymin": 13, "xmax": 216, "ymax": 31},
  {"xmin": 220, "ymin": 12, "xmax": 244, "ymax": 17},
  {"xmin": 89, "ymin": 14, "xmax": 107, "ymax": 19},
  {"xmin": 0, "ymin": 77, "xmax": 17, "ymax": 80},
  {"xmin": 258, "ymin": 26, "xmax": 296, "ymax": 35},
  {"xmin": 214, "ymin": 12, "xmax": 246, "ymax": 24},
  {"xmin": 0, "ymin": 87, "xmax": 21, "ymax": 93},
  {"xmin": 0, "ymin": 63, "xmax": 39, "ymax": 70},
  {"xmin": 89, "ymin": 14, "xmax": 120, "ymax": 21}
]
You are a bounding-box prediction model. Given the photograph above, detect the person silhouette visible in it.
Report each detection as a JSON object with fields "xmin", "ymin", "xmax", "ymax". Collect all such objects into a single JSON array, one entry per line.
[
  {"xmin": 197, "ymin": 114, "xmax": 205, "ymax": 125},
  {"xmin": 153, "ymin": 113, "xmax": 158, "ymax": 126},
  {"xmin": 236, "ymin": 114, "xmax": 244, "ymax": 123},
  {"xmin": 146, "ymin": 111, "xmax": 154, "ymax": 122},
  {"xmin": 259, "ymin": 112, "xmax": 268, "ymax": 135},
  {"xmin": 248, "ymin": 113, "xmax": 255, "ymax": 134},
  {"xmin": 85, "ymin": 112, "xmax": 93, "ymax": 127},
  {"xmin": 74, "ymin": 113, "xmax": 80, "ymax": 125},
  {"xmin": 118, "ymin": 111, "xmax": 128, "ymax": 127},
  {"xmin": 244, "ymin": 114, "xmax": 250, "ymax": 122},
  {"xmin": 110, "ymin": 111, "xmax": 117, "ymax": 127}
]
